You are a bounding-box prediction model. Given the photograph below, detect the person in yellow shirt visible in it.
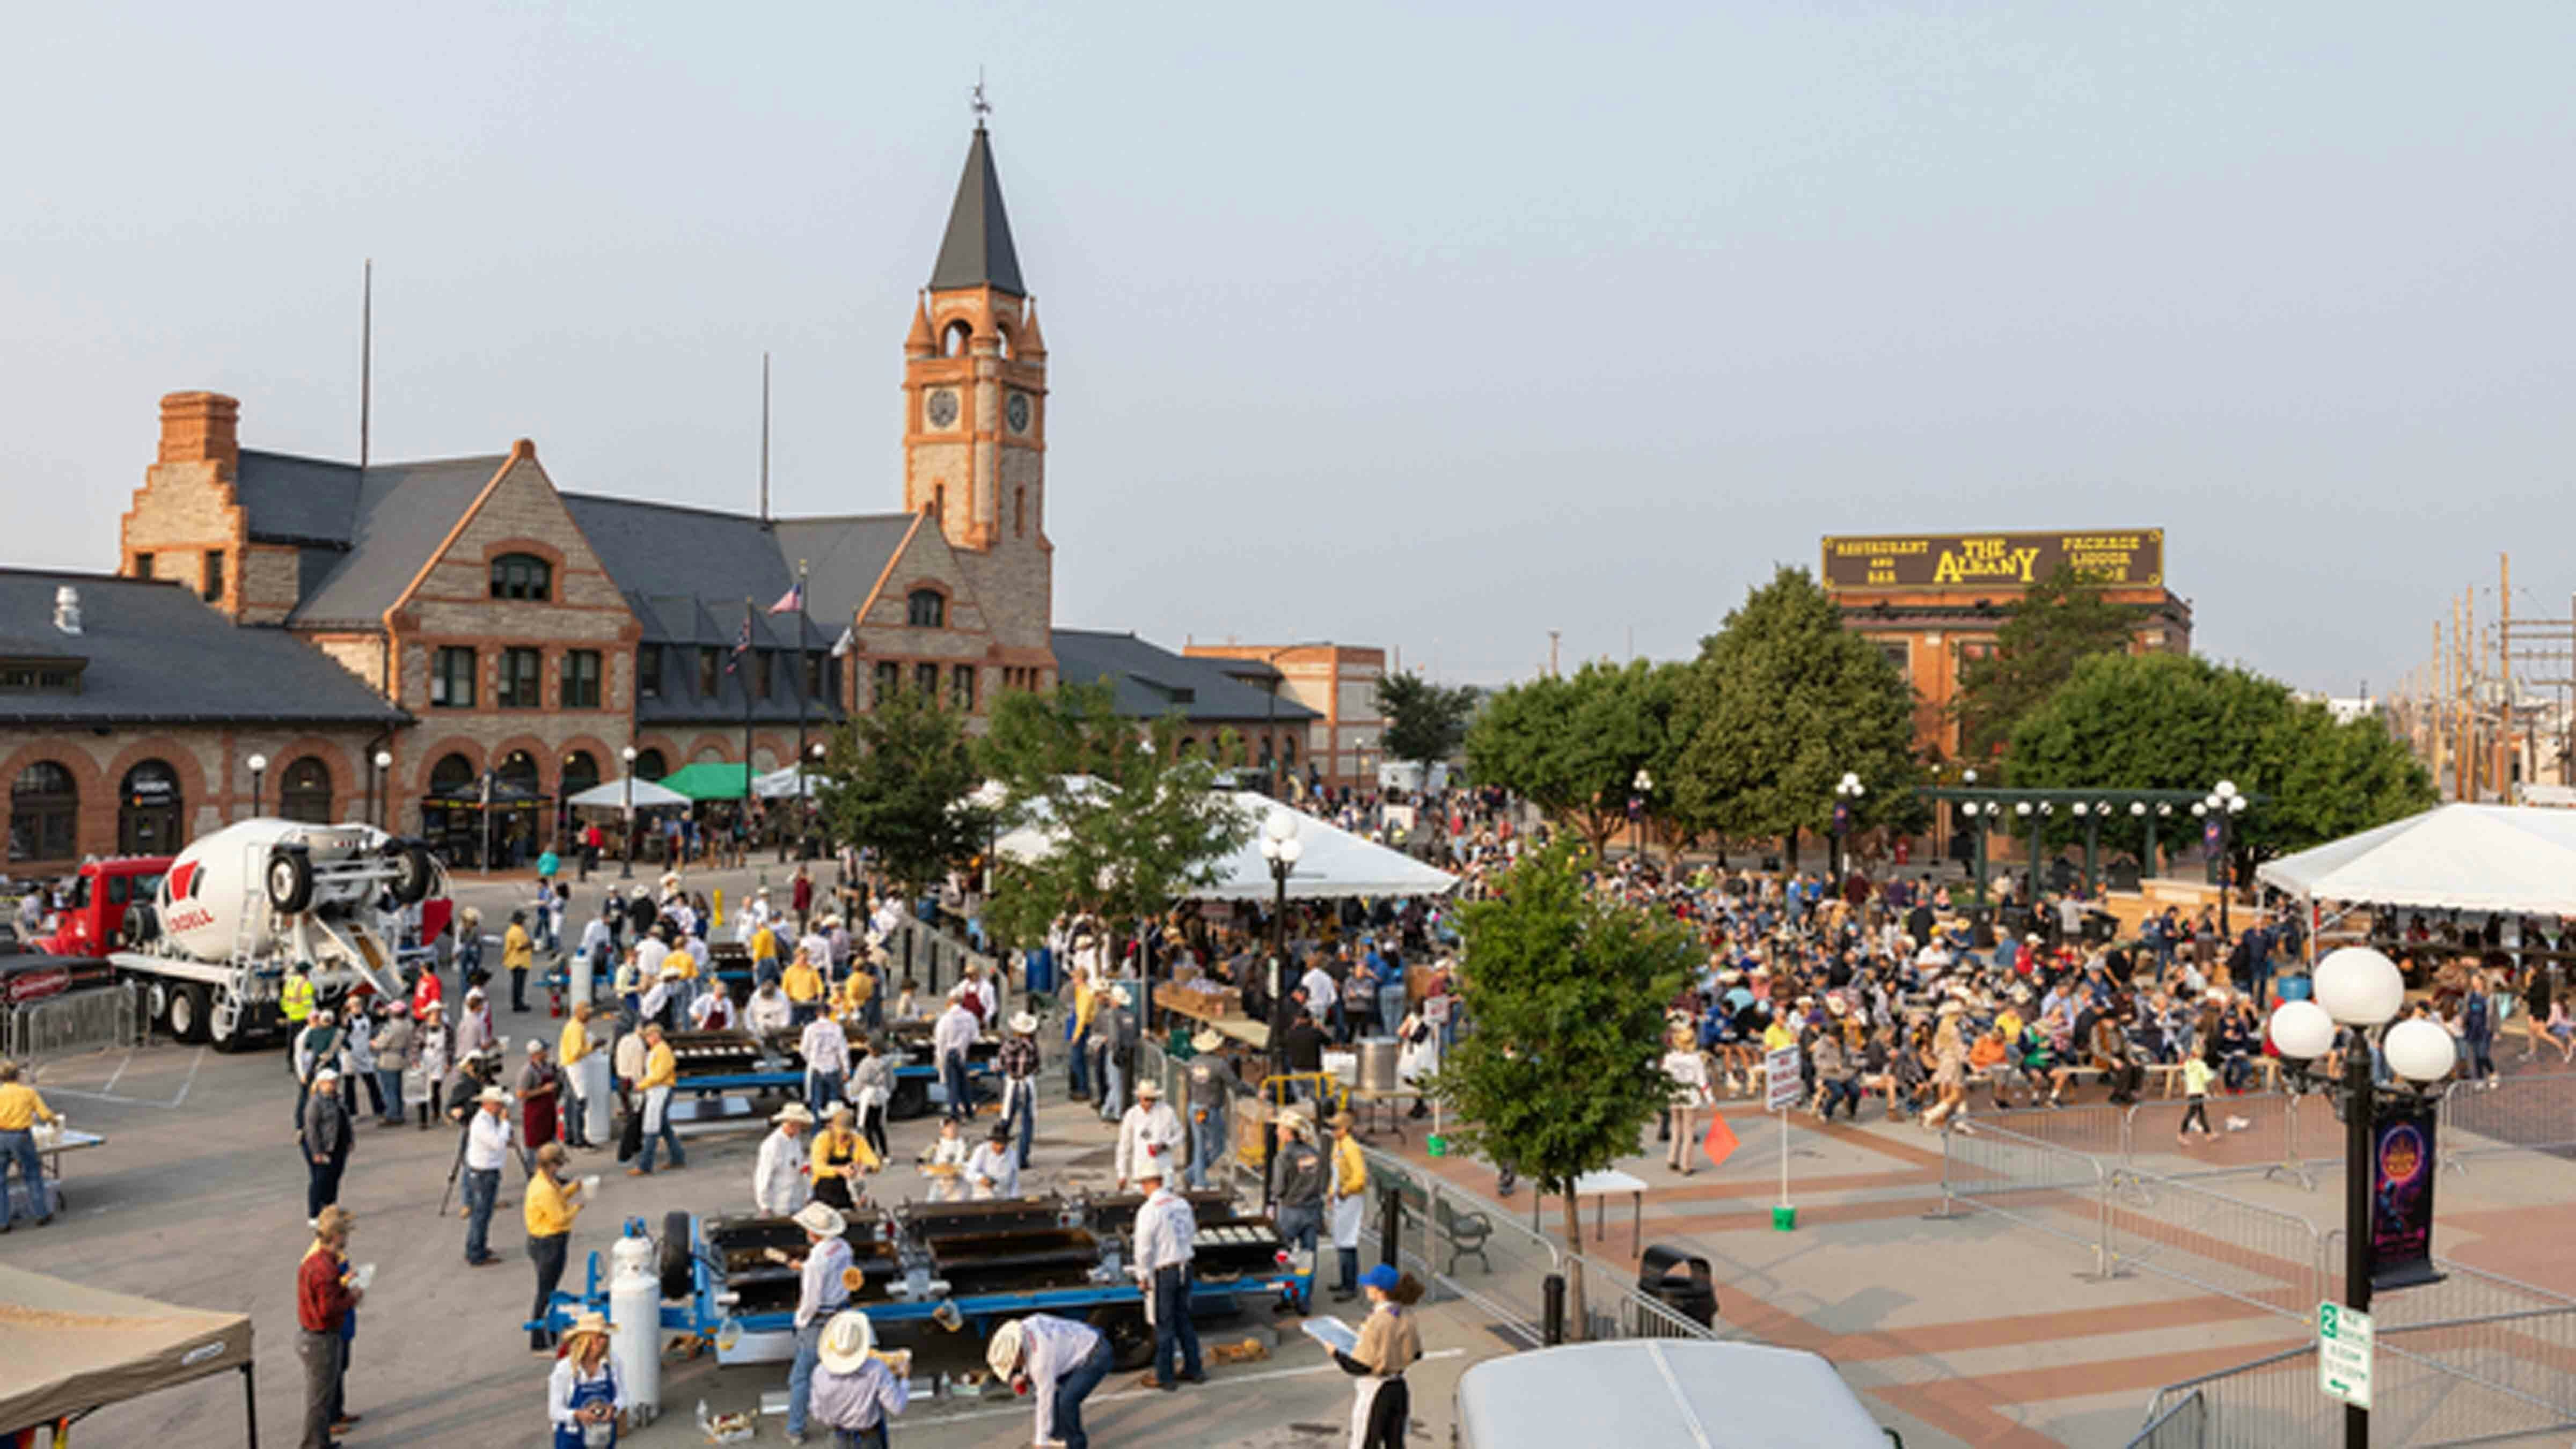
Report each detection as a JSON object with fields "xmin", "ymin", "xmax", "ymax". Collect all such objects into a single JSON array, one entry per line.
[
  {"xmin": 523, "ymin": 1141, "xmax": 585, "ymax": 1349},
  {"xmin": 837, "ymin": 963, "xmax": 876, "ymax": 1021},
  {"xmin": 630, "ymin": 1024, "xmax": 686, "ymax": 1176},
  {"xmin": 2, "ymin": 1059, "xmax": 62, "ymax": 1229},
  {"xmin": 782, "ymin": 948, "xmax": 825, "ymax": 1026},
  {"xmin": 503, "ymin": 911, "xmax": 537, "ymax": 1015},
  {"xmin": 808, "ymin": 1102, "xmax": 881, "ymax": 1211},
  {"xmin": 558, "ymin": 1002, "xmax": 598, "ymax": 1150},
  {"xmin": 751, "ymin": 921, "xmax": 781, "ymax": 983},
  {"xmin": 1761, "ymin": 1016, "xmax": 1797, "ymax": 1053},
  {"xmin": 1070, "ymin": 974, "xmax": 1101, "ymax": 1101},
  {"xmin": 1326, "ymin": 1110, "xmax": 1370, "ymax": 1301}
]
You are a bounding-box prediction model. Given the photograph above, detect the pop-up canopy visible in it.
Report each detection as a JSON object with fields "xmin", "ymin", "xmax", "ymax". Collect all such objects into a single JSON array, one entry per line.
[
  {"xmin": 0, "ymin": 1264, "xmax": 254, "ymax": 1436},
  {"xmin": 566, "ymin": 776, "xmax": 690, "ymax": 809},
  {"xmin": 2255, "ymin": 803, "xmax": 2576, "ymax": 916},
  {"xmin": 996, "ymin": 788, "xmax": 1458, "ymax": 901}
]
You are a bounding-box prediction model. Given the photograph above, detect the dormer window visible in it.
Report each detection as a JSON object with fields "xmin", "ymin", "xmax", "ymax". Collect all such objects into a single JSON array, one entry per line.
[
  {"xmin": 908, "ymin": 589, "xmax": 946, "ymax": 628},
  {"xmin": 490, "ymin": 553, "xmax": 551, "ymax": 601}
]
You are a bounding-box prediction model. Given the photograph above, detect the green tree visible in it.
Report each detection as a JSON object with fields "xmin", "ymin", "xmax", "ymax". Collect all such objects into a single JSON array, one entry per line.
[
  {"xmin": 1375, "ymin": 670, "xmax": 1479, "ymax": 774},
  {"xmin": 2006, "ymin": 652, "xmax": 2437, "ymax": 881},
  {"xmin": 975, "ymin": 680, "xmax": 1253, "ymax": 954},
  {"xmin": 1668, "ymin": 566, "xmax": 1920, "ymax": 855},
  {"xmin": 813, "ymin": 685, "xmax": 992, "ymax": 897},
  {"xmin": 1464, "ymin": 660, "xmax": 1684, "ymax": 855},
  {"xmin": 1953, "ymin": 564, "xmax": 2141, "ymax": 757},
  {"xmin": 1428, "ymin": 839, "xmax": 1697, "ymax": 1338}
]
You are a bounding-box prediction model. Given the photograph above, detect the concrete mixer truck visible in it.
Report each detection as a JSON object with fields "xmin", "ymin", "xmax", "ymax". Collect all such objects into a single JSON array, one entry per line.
[{"xmin": 77, "ymin": 818, "xmax": 447, "ymax": 1049}]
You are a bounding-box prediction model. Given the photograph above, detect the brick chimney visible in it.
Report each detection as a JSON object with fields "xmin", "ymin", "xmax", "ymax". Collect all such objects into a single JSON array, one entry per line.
[{"xmin": 158, "ymin": 391, "xmax": 240, "ymax": 473}]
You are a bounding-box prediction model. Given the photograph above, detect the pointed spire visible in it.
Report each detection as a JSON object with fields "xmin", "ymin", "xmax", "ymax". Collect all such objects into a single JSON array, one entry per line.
[
  {"xmin": 1016, "ymin": 297, "xmax": 1046, "ymax": 358},
  {"xmin": 905, "ymin": 292, "xmax": 936, "ymax": 357},
  {"xmin": 930, "ymin": 125, "xmax": 1026, "ymax": 297}
]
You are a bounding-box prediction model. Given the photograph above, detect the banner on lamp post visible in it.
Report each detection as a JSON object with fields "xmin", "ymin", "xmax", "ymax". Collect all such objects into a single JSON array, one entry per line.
[{"xmin": 2370, "ymin": 1093, "xmax": 2442, "ymax": 1292}]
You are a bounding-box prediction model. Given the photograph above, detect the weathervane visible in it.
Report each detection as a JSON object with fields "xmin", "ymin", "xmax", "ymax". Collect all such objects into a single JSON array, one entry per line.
[{"xmin": 971, "ymin": 68, "xmax": 991, "ymax": 128}]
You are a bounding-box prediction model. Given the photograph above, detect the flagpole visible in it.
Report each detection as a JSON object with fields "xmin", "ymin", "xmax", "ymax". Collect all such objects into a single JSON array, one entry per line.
[
  {"xmin": 742, "ymin": 596, "xmax": 757, "ymax": 837},
  {"xmin": 787, "ymin": 560, "xmax": 810, "ymax": 865}
]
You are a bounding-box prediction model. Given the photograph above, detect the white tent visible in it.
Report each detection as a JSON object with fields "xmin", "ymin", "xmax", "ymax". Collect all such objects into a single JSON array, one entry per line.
[
  {"xmin": 566, "ymin": 776, "xmax": 690, "ymax": 809},
  {"xmin": 2255, "ymin": 803, "xmax": 2576, "ymax": 916},
  {"xmin": 753, "ymin": 764, "xmax": 825, "ymax": 800},
  {"xmin": 996, "ymin": 789, "xmax": 1458, "ymax": 901}
]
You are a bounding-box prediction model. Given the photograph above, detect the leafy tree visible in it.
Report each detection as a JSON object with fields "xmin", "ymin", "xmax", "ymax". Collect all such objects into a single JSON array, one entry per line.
[
  {"xmin": 1375, "ymin": 670, "xmax": 1479, "ymax": 773},
  {"xmin": 975, "ymin": 680, "xmax": 1253, "ymax": 954},
  {"xmin": 1953, "ymin": 564, "xmax": 2141, "ymax": 757},
  {"xmin": 1428, "ymin": 839, "xmax": 1697, "ymax": 1339},
  {"xmin": 813, "ymin": 685, "xmax": 991, "ymax": 897},
  {"xmin": 1464, "ymin": 660, "xmax": 1685, "ymax": 855},
  {"xmin": 2006, "ymin": 652, "xmax": 2437, "ymax": 883},
  {"xmin": 1668, "ymin": 566, "xmax": 1920, "ymax": 855}
]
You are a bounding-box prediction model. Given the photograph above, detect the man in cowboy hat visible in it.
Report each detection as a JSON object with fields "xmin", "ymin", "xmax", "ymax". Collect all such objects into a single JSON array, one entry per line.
[
  {"xmin": 783, "ymin": 1200, "xmax": 851, "ymax": 1446},
  {"xmin": 1096, "ymin": 980, "xmax": 1141, "ymax": 1121},
  {"xmin": 1115, "ymin": 1078, "xmax": 1184, "ymax": 1192},
  {"xmin": 809, "ymin": 1308, "xmax": 911, "ymax": 1447},
  {"xmin": 932, "ymin": 983, "xmax": 980, "ymax": 1124},
  {"xmin": 965, "ymin": 1119, "xmax": 1020, "ymax": 1200},
  {"xmin": 463, "ymin": 1084, "xmax": 514, "ymax": 1266},
  {"xmin": 301, "ymin": 1066, "xmax": 352, "ymax": 1224},
  {"xmin": 1131, "ymin": 1157, "xmax": 1205, "ymax": 1391},
  {"xmin": 757, "ymin": 1101, "xmax": 815, "ymax": 1217},
  {"xmin": 523, "ymin": 1141, "xmax": 586, "ymax": 1351},
  {"xmin": 996, "ymin": 1009, "xmax": 1042, "ymax": 1170},
  {"xmin": 988, "ymin": 1313, "xmax": 1113, "ymax": 1449},
  {"xmin": 1268, "ymin": 1111, "xmax": 1327, "ymax": 1311},
  {"xmin": 1181, "ymin": 1028, "xmax": 1235, "ymax": 1190}
]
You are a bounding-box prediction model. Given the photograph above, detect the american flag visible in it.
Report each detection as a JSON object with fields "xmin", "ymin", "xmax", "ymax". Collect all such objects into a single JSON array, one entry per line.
[
  {"xmin": 766, "ymin": 580, "xmax": 804, "ymax": 615},
  {"xmin": 725, "ymin": 612, "xmax": 751, "ymax": 672}
]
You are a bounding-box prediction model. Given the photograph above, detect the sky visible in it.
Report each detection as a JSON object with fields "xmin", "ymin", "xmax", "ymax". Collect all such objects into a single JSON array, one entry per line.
[{"xmin": 6, "ymin": 2, "xmax": 2571, "ymax": 696}]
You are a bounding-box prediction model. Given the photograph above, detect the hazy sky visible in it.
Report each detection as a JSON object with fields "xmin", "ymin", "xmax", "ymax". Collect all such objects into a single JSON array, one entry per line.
[{"xmin": 8, "ymin": 3, "xmax": 2571, "ymax": 694}]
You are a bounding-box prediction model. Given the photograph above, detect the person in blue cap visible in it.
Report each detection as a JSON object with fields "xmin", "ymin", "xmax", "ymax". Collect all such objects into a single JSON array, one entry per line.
[{"xmin": 1324, "ymin": 1263, "xmax": 1423, "ymax": 1449}]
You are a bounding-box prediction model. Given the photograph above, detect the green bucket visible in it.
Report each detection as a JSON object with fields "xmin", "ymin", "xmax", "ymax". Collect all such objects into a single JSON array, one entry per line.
[
  {"xmin": 1772, "ymin": 1204, "xmax": 1797, "ymax": 1232},
  {"xmin": 1425, "ymin": 1134, "xmax": 1447, "ymax": 1158}
]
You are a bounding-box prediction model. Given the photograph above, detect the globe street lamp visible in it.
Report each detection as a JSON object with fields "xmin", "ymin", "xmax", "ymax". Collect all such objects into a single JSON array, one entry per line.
[
  {"xmin": 1832, "ymin": 772, "xmax": 1865, "ymax": 884},
  {"xmin": 246, "ymin": 753, "xmax": 268, "ymax": 820},
  {"xmin": 1257, "ymin": 809, "xmax": 1305, "ymax": 1209},
  {"xmin": 372, "ymin": 750, "xmax": 394, "ymax": 831},
  {"xmin": 619, "ymin": 745, "xmax": 639, "ymax": 880},
  {"xmin": 1629, "ymin": 767, "xmax": 1655, "ymax": 867},
  {"xmin": 2270, "ymin": 947, "xmax": 2456, "ymax": 1448},
  {"xmin": 2204, "ymin": 780, "xmax": 2248, "ymax": 936}
]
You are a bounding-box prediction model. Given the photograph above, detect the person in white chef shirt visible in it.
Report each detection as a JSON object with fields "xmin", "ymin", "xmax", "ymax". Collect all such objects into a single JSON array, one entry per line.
[
  {"xmin": 1115, "ymin": 1079, "xmax": 1185, "ymax": 1191},
  {"xmin": 690, "ymin": 984, "xmax": 738, "ymax": 1032},
  {"xmin": 753, "ymin": 1102, "xmax": 814, "ymax": 1217},
  {"xmin": 964, "ymin": 1120, "xmax": 1020, "ymax": 1200}
]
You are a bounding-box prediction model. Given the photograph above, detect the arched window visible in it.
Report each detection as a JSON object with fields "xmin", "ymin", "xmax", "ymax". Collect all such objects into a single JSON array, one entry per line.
[
  {"xmin": 1176, "ymin": 737, "xmax": 1200, "ymax": 758},
  {"xmin": 429, "ymin": 753, "xmax": 477, "ymax": 794},
  {"xmin": 943, "ymin": 319, "xmax": 972, "ymax": 357},
  {"xmin": 10, "ymin": 761, "xmax": 78, "ymax": 862},
  {"xmin": 116, "ymin": 759, "xmax": 183, "ymax": 854},
  {"xmin": 1282, "ymin": 736, "xmax": 1298, "ymax": 767},
  {"xmin": 497, "ymin": 750, "xmax": 539, "ymax": 794},
  {"xmin": 908, "ymin": 589, "xmax": 946, "ymax": 628},
  {"xmin": 489, "ymin": 553, "xmax": 551, "ymax": 601},
  {"xmin": 633, "ymin": 749, "xmax": 668, "ymax": 782},
  {"xmin": 277, "ymin": 757, "xmax": 333, "ymax": 825},
  {"xmin": 560, "ymin": 751, "xmax": 600, "ymax": 801}
]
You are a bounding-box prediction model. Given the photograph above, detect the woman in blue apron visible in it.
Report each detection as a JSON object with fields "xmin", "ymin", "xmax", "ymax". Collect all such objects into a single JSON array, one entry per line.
[{"xmin": 547, "ymin": 1311, "xmax": 626, "ymax": 1447}]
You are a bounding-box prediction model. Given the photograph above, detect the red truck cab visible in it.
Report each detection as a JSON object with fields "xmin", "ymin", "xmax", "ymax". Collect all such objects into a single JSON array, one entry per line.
[{"xmin": 38, "ymin": 855, "xmax": 173, "ymax": 957}]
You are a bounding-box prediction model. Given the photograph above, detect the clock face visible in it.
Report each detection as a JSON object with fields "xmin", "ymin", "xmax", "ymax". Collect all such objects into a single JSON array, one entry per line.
[
  {"xmin": 925, "ymin": 390, "xmax": 960, "ymax": 429},
  {"xmin": 1006, "ymin": 392, "xmax": 1031, "ymax": 433}
]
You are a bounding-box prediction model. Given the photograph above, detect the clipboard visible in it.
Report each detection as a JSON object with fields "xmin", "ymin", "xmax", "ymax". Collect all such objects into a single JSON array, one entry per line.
[{"xmin": 1298, "ymin": 1316, "xmax": 1359, "ymax": 1356}]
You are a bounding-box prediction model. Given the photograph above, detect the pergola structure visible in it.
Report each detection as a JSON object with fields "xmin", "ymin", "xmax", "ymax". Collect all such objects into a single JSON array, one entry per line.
[{"xmin": 1915, "ymin": 785, "xmax": 2265, "ymax": 905}]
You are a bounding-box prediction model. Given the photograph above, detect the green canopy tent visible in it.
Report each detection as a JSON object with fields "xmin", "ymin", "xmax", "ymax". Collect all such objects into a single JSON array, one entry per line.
[{"xmin": 654, "ymin": 762, "xmax": 753, "ymax": 801}]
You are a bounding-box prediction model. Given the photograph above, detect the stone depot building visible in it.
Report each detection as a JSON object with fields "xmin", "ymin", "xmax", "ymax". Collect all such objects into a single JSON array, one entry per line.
[{"xmin": 2, "ymin": 122, "xmax": 1329, "ymax": 875}]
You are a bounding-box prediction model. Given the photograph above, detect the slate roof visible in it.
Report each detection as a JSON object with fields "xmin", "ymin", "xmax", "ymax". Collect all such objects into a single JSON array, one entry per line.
[
  {"xmin": 251, "ymin": 452, "xmax": 511, "ymax": 628},
  {"xmin": 929, "ymin": 126, "xmax": 1026, "ymax": 297},
  {"xmin": 1050, "ymin": 628, "xmax": 1321, "ymax": 724},
  {"xmin": 0, "ymin": 570, "xmax": 409, "ymax": 726}
]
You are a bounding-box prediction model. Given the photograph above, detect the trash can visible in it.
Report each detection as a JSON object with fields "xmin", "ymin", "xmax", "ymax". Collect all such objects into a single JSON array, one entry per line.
[{"xmin": 1636, "ymin": 1244, "xmax": 1718, "ymax": 1328}]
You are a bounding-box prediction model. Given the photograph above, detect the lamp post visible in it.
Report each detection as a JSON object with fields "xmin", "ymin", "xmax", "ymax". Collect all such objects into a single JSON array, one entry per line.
[
  {"xmin": 1832, "ymin": 772, "xmax": 1864, "ymax": 883},
  {"xmin": 2200, "ymin": 780, "xmax": 2248, "ymax": 935},
  {"xmin": 246, "ymin": 753, "xmax": 268, "ymax": 821},
  {"xmin": 619, "ymin": 745, "xmax": 638, "ymax": 881},
  {"xmin": 1629, "ymin": 767, "xmax": 1654, "ymax": 868},
  {"xmin": 805, "ymin": 740, "xmax": 826, "ymax": 863},
  {"xmin": 1257, "ymin": 809, "xmax": 1304, "ymax": 1210},
  {"xmin": 373, "ymin": 750, "xmax": 393, "ymax": 831},
  {"xmin": 2269, "ymin": 947, "xmax": 2457, "ymax": 1448}
]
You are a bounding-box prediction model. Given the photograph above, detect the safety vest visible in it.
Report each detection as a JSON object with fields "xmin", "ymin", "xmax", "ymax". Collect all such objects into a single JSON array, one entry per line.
[{"xmin": 281, "ymin": 972, "xmax": 316, "ymax": 1025}]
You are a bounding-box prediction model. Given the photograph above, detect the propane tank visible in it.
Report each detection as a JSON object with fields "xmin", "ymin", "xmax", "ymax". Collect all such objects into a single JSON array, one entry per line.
[
  {"xmin": 568, "ymin": 946, "xmax": 595, "ymax": 1015},
  {"xmin": 608, "ymin": 1232, "xmax": 662, "ymax": 1421}
]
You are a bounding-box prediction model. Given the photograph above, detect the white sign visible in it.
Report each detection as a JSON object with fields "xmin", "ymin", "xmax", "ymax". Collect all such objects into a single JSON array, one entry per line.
[
  {"xmin": 2317, "ymin": 1301, "xmax": 2373, "ymax": 1410},
  {"xmin": 1764, "ymin": 1046, "xmax": 1803, "ymax": 1113}
]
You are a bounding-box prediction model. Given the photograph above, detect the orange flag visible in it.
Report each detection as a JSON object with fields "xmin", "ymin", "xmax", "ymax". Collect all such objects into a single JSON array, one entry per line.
[{"xmin": 1701, "ymin": 1110, "xmax": 1740, "ymax": 1170}]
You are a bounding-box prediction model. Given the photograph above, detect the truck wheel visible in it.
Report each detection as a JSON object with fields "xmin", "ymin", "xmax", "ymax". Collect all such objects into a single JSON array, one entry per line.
[
  {"xmin": 142, "ymin": 978, "xmax": 170, "ymax": 1028},
  {"xmin": 658, "ymin": 1210, "xmax": 696, "ymax": 1299},
  {"xmin": 1087, "ymin": 1305, "xmax": 1154, "ymax": 1371},
  {"xmin": 887, "ymin": 1078, "xmax": 932, "ymax": 1122},
  {"xmin": 169, "ymin": 983, "xmax": 212, "ymax": 1044},
  {"xmin": 266, "ymin": 849, "xmax": 317, "ymax": 913},
  {"xmin": 208, "ymin": 991, "xmax": 247, "ymax": 1052},
  {"xmin": 120, "ymin": 903, "xmax": 159, "ymax": 947},
  {"xmin": 385, "ymin": 841, "xmax": 435, "ymax": 905}
]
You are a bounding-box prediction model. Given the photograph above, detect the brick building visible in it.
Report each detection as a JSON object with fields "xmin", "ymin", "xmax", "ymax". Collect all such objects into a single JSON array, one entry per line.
[
  {"xmin": 1050, "ymin": 629, "xmax": 1320, "ymax": 781},
  {"xmin": 1821, "ymin": 529, "xmax": 2191, "ymax": 760},
  {"xmin": 1183, "ymin": 642, "xmax": 1387, "ymax": 792},
  {"xmin": 4, "ymin": 120, "xmax": 1061, "ymax": 873}
]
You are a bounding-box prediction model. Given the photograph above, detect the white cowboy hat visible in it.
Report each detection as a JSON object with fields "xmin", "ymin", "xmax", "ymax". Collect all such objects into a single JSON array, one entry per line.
[
  {"xmin": 1937, "ymin": 999, "xmax": 1964, "ymax": 1016},
  {"xmin": 477, "ymin": 1085, "xmax": 509, "ymax": 1104},
  {"xmin": 1135, "ymin": 1079, "xmax": 1161, "ymax": 1099},
  {"xmin": 525, "ymin": 1039, "xmax": 546, "ymax": 1055},
  {"xmin": 562, "ymin": 1309, "xmax": 616, "ymax": 1345},
  {"xmin": 660, "ymin": 962, "xmax": 686, "ymax": 979},
  {"xmin": 1110, "ymin": 985, "xmax": 1132, "ymax": 1007},
  {"xmin": 1191, "ymin": 1028, "xmax": 1225, "ymax": 1053},
  {"xmin": 823, "ymin": 1100, "xmax": 853, "ymax": 1121},
  {"xmin": 792, "ymin": 1201, "xmax": 846, "ymax": 1238},
  {"xmin": 817, "ymin": 1309, "xmax": 877, "ymax": 1373},
  {"xmin": 986, "ymin": 1319, "xmax": 1025, "ymax": 1380},
  {"xmin": 773, "ymin": 1102, "xmax": 815, "ymax": 1125},
  {"xmin": 1008, "ymin": 1011, "xmax": 1039, "ymax": 1035},
  {"xmin": 313, "ymin": 1067, "xmax": 340, "ymax": 1085}
]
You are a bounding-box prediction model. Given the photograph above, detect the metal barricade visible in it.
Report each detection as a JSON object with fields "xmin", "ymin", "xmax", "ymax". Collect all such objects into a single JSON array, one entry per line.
[
  {"xmin": 2122, "ymin": 1091, "xmax": 2314, "ymax": 1188},
  {"xmin": 2124, "ymin": 1387, "xmax": 2207, "ymax": 1449},
  {"xmin": 1938, "ymin": 1119, "xmax": 2117, "ymax": 1278},
  {"xmin": 2319, "ymin": 1241, "xmax": 2576, "ymax": 1444},
  {"xmin": 2440, "ymin": 1070, "xmax": 2576, "ymax": 1167},
  {"xmin": 2131, "ymin": 1345, "xmax": 2331, "ymax": 1449},
  {"xmin": 1359, "ymin": 1145, "xmax": 1562, "ymax": 1345},
  {"xmin": 2102, "ymin": 1170, "xmax": 2324, "ymax": 1321},
  {"xmin": 2, "ymin": 984, "xmax": 143, "ymax": 1063}
]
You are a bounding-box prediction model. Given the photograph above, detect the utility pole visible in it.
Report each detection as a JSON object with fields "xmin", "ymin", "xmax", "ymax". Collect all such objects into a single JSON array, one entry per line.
[{"xmin": 1547, "ymin": 630, "xmax": 1561, "ymax": 678}]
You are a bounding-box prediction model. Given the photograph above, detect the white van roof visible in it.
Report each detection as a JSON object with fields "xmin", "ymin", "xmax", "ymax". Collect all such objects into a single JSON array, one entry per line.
[{"xmin": 1455, "ymin": 1341, "xmax": 1890, "ymax": 1448}]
